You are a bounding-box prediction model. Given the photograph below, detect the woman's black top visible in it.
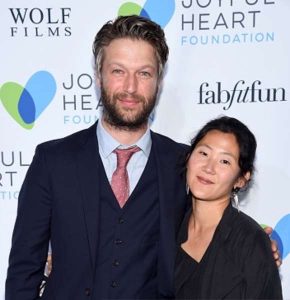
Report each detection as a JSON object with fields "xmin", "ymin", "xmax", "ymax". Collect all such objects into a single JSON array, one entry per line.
[{"xmin": 174, "ymin": 204, "xmax": 283, "ymax": 299}]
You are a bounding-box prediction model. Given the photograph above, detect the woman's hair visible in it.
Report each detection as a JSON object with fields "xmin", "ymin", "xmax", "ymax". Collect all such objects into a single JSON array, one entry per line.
[
  {"xmin": 92, "ymin": 15, "xmax": 169, "ymax": 78},
  {"xmin": 188, "ymin": 116, "xmax": 257, "ymax": 180}
]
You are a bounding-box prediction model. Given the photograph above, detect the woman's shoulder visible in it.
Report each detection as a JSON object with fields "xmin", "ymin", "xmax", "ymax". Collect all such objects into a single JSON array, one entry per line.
[
  {"xmin": 236, "ymin": 209, "xmax": 265, "ymax": 234},
  {"xmin": 223, "ymin": 205, "xmax": 265, "ymax": 234},
  {"xmin": 224, "ymin": 206, "xmax": 273, "ymax": 256}
]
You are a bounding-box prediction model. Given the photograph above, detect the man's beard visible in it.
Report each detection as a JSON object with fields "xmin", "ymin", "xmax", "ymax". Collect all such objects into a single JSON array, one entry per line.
[{"xmin": 100, "ymin": 85, "xmax": 158, "ymax": 131}]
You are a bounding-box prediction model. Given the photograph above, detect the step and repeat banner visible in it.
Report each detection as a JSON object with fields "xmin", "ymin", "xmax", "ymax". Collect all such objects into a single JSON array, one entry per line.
[{"xmin": 1, "ymin": 0, "xmax": 290, "ymax": 298}]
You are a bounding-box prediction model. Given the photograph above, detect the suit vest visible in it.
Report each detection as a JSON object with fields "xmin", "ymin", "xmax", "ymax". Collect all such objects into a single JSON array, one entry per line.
[{"xmin": 93, "ymin": 145, "xmax": 160, "ymax": 299}]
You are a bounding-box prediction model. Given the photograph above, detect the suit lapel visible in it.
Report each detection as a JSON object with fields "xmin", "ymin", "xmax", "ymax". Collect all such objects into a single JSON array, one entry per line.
[{"xmin": 75, "ymin": 123, "xmax": 101, "ymax": 269}]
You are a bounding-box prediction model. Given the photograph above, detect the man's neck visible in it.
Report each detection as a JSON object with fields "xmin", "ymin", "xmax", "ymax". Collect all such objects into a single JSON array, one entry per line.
[{"xmin": 101, "ymin": 118, "xmax": 148, "ymax": 145}]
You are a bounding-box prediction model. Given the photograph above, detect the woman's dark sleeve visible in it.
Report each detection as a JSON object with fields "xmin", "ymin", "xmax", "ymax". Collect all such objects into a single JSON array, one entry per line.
[{"xmin": 242, "ymin": 229, "xmax": 283, "ymax": 299}]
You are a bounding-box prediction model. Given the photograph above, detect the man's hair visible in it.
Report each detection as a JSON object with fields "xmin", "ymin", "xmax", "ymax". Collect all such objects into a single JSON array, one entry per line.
[{"xmin": 92, "ymin": 15, "xmax": 169, "ymax": 78}]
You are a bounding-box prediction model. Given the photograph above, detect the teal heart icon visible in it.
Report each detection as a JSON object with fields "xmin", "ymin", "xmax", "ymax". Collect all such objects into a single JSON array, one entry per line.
[
  {"xmin": 0, "ymin": 71, "xmax": 57, "ymax": 129},
  {"xmin": 118, "ymin": 0, "xmax": 175, "ymax": 28}
]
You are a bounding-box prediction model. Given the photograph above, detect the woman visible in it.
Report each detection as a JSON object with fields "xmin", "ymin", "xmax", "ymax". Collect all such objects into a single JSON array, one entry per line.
[{"xmin": 175, "ymin": 116, "xmax": 282, "ymax": 299}]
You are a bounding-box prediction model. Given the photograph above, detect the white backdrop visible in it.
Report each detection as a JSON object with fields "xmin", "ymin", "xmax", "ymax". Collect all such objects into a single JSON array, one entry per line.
[{"xmin": 1, "ymin": 0, "xmax": 290, "ymax": 298}]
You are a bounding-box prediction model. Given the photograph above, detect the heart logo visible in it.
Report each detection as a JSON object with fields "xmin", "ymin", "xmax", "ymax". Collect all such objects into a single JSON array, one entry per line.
[
  {"xmin": 0, "ymin": 71, "xmax": 57, "ymax": 129},
  {"xmin": 262, "ymin": 214, "xmax": 290, "ymax": 261},
  {"xmin": 118, "ymin": 0, "xmax": 175, "ymax": 28}
]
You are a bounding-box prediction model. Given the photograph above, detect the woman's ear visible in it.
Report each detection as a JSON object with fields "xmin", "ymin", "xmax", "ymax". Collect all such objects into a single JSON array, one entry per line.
[{"xmin": 235, "ymin": 171, "xmax": 251, "ymax": 189}]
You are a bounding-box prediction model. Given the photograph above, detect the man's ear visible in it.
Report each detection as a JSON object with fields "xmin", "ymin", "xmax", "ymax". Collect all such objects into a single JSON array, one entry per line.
[
  {"xmin": 235, "ymin": 171, "xmax": 251, "ymax": 189},
  {"xmin": 96, "ymin": 74, "xmax": 101, "ymax": 88}
]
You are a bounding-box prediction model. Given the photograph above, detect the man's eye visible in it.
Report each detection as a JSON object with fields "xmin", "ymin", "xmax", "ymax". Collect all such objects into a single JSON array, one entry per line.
[
  {"xmin": 112, "ymin": 69, "xmax": 123, "ymax": 74},
  {"xmin": 139, "ymin": 71, "xmax": 151, "ymax": 77}
]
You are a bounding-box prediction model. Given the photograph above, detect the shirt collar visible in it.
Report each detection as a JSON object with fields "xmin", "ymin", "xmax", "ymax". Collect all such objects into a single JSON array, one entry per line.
[{"xmin": 96, "ymin": 119, "xmax": 152, "ymax": 158}]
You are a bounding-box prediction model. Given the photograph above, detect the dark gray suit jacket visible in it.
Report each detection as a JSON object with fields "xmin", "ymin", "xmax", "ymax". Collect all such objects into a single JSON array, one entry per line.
[{"xmin": 6, "ymin": 122, "xmax": 189, "ymax": 300}]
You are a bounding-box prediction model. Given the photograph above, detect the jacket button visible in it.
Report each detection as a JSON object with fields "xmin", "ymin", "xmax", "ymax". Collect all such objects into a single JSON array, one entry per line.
[
  {"xmin": 118, "ymin": 217, "xmax": 124, "ymax": 224},
  {"xmin": 114, "ymin": 239, "xmax": 123, "ymax": 245},
  {"xmin": 85, "ymin": 288, "xmax": 91, "ymax": 296},
  {"xmin": 111, "ymin": 281, "xmax": 118, "ymax": 288},
  {"xmin": 113, "ymin": 259, "xmax": 120, "ymax": 266}
]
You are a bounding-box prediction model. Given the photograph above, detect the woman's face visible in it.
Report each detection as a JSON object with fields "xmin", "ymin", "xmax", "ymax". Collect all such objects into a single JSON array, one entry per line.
[{"xmin": 187, "ymin": 130, "xmax": 248, "ymax": 203}]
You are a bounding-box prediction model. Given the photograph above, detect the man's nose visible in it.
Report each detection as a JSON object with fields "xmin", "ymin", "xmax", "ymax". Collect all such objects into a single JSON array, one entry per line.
[{"xmin": 124, "ymin": 73, "xmax": 137, "ymax": 94}]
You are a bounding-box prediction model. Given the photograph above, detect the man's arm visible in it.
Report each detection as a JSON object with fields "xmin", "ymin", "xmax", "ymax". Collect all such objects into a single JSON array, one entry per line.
[
  {"xmin": 264, "ymin": 226, "xmax": 282, "ymax": 267},
  {"xmin": 5, "ymin": 146, "xmax": 51, "ymax": 300}
]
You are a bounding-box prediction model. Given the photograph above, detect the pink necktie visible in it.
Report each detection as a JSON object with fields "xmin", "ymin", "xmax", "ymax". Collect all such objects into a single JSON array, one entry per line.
[{"xmin": 111, "ymin": 146, "xmax": 140, "ymax": 208}]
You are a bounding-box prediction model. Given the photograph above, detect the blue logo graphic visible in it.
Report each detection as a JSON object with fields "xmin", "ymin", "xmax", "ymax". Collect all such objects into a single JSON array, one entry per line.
[
  {"xmin": 270, "ymin": 214, "xmax": 290, "ymax": 260},
  {"xmin": 0, "ymin": 71, "xmax": 57, "ymax": 129},
  {"xmin": 118, "ymin": 0, "xmax": 175, "ymax": 28}
]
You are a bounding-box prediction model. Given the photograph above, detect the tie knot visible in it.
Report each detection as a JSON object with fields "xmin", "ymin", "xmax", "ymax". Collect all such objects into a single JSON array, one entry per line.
[{"xmin": 113, "ymin": 146, "xmax": 140, "ymax": 168}]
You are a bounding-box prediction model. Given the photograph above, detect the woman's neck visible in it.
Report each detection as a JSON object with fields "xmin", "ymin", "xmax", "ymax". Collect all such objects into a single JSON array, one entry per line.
[{"xmin": 189, "ymin": 198, "xmax": 230, "ymax": 232}]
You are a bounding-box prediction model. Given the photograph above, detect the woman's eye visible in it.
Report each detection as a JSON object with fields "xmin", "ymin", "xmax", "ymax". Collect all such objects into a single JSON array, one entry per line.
[
  {"xmin": 199, "ymin": 151, "xmax": 207, "ymax": 156},
  {"xmin": 221, "ymin": 159, "xmax": 230, "ymax": 165}
]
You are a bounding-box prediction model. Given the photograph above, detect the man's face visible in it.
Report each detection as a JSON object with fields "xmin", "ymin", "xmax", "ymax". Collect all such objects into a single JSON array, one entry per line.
[{"xmin": 98, "ymin": 38, "xmax": 159, "ymax": 130}]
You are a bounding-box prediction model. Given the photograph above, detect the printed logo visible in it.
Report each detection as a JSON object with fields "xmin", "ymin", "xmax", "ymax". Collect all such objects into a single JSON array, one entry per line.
[
  {"xmin": 179, "ymin": 1, "xmax": 276, "ymax": 47},
  {"xmin": 118, "ymin": 0, "xmax": 175, "ymax": 28},
  {"xmin": 8, "ymin": 7, "xmax": 72, "ymax": 38},
  {"xmin": 0, "ymin": 71, "xmax": 57, "ymax": 129},
  {"xmin": 262, "ymin": 214, "xmax": 290, "ymax": 260},
  {"xmin": 197, "ymin": 80, "xmax": 287, "ymax": 110},
  {"xmin": 0, "ymin": 151, "xmax": 30, "ymax": 201},
  {"xmin": 61, "ymin": 72, "xmax": 100, "ymax": 125}
]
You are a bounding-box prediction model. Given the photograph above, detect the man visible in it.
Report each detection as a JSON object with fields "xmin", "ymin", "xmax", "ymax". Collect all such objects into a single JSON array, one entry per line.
[
  {"xmin": 5, "ymin": 15, "xmax": 280, "ymax": 300},
  {"xmin": 6, "ymin": 15, "xmax": 188, "ymax": 299}
]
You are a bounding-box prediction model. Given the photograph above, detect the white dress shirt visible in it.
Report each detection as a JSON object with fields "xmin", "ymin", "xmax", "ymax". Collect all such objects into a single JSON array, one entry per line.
[{"xmin": 96, "ymin": 120, "xmax": 152, "ymax": 195}]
